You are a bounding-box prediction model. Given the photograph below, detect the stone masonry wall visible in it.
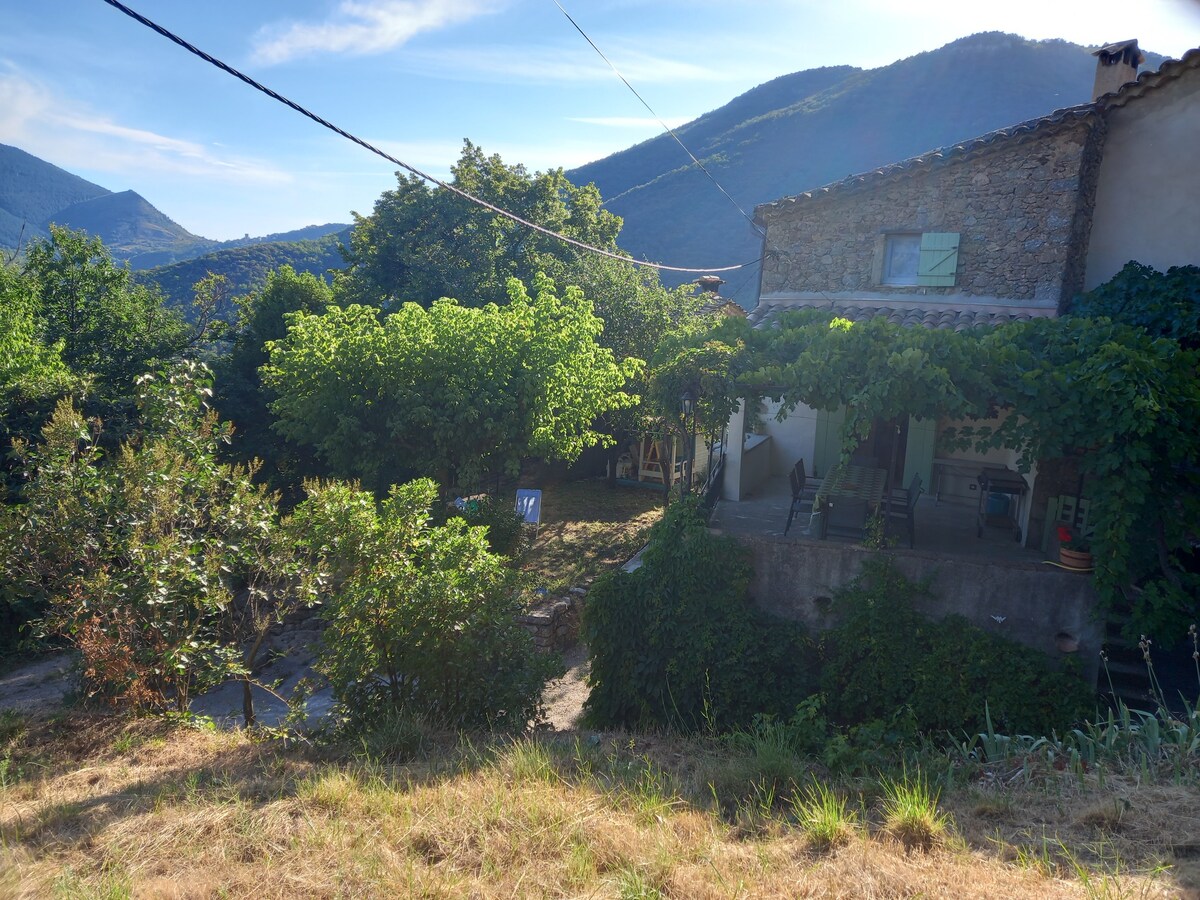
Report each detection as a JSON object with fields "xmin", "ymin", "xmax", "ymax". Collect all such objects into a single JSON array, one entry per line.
[
  {"xmin": 519, "ymin": 587, "xmax": 587, "ymax": 653},
  {"xmin": 759, "ymin": 117, "xmax": 1105, "ymax": 306}
]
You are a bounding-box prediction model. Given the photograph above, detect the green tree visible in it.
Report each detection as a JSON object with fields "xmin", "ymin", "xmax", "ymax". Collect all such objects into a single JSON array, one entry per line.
[
  {"xmin": 2, "ymin": 363, "xmax": 312, "ymax": 716},
  {"xmin": 264, "ymin": 274, "xmax": 641, "ymax": 492},
  {"xmin": 214, "ymin": 265, "xmax": 336, "ymax": 490},
  {"xmin": 336, "ymin": 141, "xmax": 622, "ymax": 309},
  {"xmin": 0, "ymin": 264, "xmax": 72, "ymax": 414},
  {"xmin": 21, "ymin": 226, "xmax": 192, "ymax": 395},
  {"xmin": 289, "ymin": 477, "xmax": 561, "ymax": 730}
]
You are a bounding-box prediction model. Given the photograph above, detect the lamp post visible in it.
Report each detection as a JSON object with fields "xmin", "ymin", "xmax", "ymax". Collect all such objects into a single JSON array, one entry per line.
[{"xmin": 680, "ymin": 388, "xmax": 696, "ymax": 497}]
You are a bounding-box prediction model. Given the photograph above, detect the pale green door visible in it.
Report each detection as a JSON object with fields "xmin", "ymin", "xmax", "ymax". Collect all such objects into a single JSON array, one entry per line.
[
  {"xmin": 813, "ymin": 407, "xmax": 846, "ymax": 478},
  {"xmin": 903, "ymin": 416, "xmax": 937, "ymax": 490}
]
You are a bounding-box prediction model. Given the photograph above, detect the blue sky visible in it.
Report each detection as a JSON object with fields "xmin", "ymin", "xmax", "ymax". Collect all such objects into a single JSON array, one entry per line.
[{"xmin": 3, "ymin": 1, "xmax": 1199, "ymax": 243}]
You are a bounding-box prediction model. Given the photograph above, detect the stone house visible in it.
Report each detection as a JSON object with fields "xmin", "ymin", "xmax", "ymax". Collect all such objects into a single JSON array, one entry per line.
[{"xmin": 723, "ymin": 41, "xmax": 1200, "ymax": 552}]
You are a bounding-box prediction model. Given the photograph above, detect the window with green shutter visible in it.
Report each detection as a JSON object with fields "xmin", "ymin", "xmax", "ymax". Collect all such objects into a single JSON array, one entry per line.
[{"xmin": 917, "ymin": 232, "xmax": 960, "ymax": 286}]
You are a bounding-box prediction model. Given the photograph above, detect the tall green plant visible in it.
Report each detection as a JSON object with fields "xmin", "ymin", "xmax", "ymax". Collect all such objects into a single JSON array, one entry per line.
[
  {"xmin": 820, "ymin": 558, "xmax": 1092, "ymax": 735},
  {"xmin": 2, "ymin": 363, "xmax": 304, "ymax": 714},
  {"xmin": 582, "ymin": 498, "xmax": 813, "ymax": 731},
  {"xmin": 289, "ymin": 478, "xmax": 561, "ymax": 730},
  {"xmin": 264, "ymin": 275, "xmax": 640, "ymax": 492}
]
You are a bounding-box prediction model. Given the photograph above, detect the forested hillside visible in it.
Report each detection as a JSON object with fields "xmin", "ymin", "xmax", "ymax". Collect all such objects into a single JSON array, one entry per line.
[
  {"xmin": 568, "ymin": 33, "xmax": 1164, "ymax": 298},
  {"xmin": 140, "ymin": 231, "xmax": 349, "ymax": 308}
]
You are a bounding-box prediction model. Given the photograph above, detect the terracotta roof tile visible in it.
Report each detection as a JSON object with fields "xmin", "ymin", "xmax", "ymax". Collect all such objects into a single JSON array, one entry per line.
[{"xmin": 747, "ymin": 300, "xmax": 1041, "ymax": 331}]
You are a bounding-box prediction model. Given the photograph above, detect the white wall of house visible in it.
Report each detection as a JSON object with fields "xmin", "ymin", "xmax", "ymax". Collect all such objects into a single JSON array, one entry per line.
[
  {"xmin": 763, "ymin": 399, "xmax": 820, "ymax": 477},
  {"xmin": 1086, "ymin": 61, "xmax": 1200, "ymax": 289}
]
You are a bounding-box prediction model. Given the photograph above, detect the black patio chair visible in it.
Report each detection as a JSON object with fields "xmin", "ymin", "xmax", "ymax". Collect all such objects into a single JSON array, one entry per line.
[
  {"xmin": 825, "ymin": 498, "xmax": 870, "ymax": 540},
  {"xmin": 783, "ymin": 459, "xmax": 820, "ymax": 535},
  {"xmin": 888, "ymin": 472, "xmax": 923, "ymax": 508}
]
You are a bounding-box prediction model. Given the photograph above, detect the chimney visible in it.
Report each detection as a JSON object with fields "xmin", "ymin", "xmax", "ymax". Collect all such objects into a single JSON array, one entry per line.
[{"xmin": 1091, "ymin": 39, "xmax": 1145, "ymax": 101}]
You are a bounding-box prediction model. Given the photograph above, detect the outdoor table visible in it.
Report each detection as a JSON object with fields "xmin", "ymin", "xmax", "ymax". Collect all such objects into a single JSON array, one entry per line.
[
  {"xmin": 813, "ymin": 464, "xmax": 888, "ymax": 539},
  {"xmin": 976, "ymin": 469, "xmax": 1027, "ymax": 542}
]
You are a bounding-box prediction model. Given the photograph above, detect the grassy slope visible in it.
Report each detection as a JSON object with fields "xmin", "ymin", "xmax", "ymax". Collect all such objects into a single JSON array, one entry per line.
[
  {"xmin": 0, "ymin": 715, "xmax": 1192, "ymax": 897},
  {"xmin": 1, "ymin": 481, "xmax": 1195, "ymax": 896}
]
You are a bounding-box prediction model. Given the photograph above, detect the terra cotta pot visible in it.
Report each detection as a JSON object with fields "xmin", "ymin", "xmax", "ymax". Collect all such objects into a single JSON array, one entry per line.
[{"xmin": 1059, "ymin": 547, "xmax": 1093, "ymax": 570}]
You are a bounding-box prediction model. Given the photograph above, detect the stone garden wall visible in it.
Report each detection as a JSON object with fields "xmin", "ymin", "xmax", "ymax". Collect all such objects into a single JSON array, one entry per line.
[{"xmin": 519, "ymin": 586, "xmax": 587, "ymax": 653}]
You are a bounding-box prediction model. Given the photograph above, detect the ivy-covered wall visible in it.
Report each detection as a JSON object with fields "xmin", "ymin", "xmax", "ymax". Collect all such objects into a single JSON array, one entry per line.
[{"xmin": 757, "ymin": 115, "xmax": 1106, "ymax": 308}]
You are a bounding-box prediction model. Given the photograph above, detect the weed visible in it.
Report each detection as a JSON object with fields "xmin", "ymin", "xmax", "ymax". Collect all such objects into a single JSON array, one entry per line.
[
  {"xmin": 499, "ymin": 737, "xmax": 557, "ymax": 784},
  {"xmin": 614, "ymin": 865, "xmax": 666, "ymax": 900},
  {"xmin": 355, "ymin": 708, "xmax": 426, "ymax": 763},
  {"xmin": 879, "ymin": 768, "xmax": 950, "ymax": 849},
  {"xmin": 790, "ymin": 780, "xmax": 859, "ymax": 851}
]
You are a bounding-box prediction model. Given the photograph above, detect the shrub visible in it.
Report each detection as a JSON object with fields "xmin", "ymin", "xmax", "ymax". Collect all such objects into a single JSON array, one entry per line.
[
  {"xmin": 289, "ymin": 478, "xmax": 561, "ymax": 731},
  {"xmin": 582, "ymin": 498, "xmax": 814, "ymax": 731},
  {"xmin": 452, "ymin": 495, "xmax": 530, "ymax": 558},
  {"xmin": 1, "ymin": 363, "xmax": 305, "ymax": 715},
  {"xmin": 820, "ymin": 557, "xmax": 1093, "ymax": 735}
]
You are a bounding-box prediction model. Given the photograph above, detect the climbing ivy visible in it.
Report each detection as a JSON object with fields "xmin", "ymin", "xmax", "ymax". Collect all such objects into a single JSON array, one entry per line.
[{"xmin": 675, "ymin": 266, "xmax": 1200, "ymax": 638}]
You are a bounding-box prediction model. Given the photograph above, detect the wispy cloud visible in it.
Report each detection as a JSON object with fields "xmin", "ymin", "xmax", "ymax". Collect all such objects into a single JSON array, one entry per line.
[
  {"xmin": 401, "ymin": 43, "xmax": 724, "ymax": 85},
  {"xmin": 253, "ymin": 0, "xmax": 504, "ymax": 65},
  {"xmin": 0, "ymin": 67, "xmax": 291, "ymax": 186}
]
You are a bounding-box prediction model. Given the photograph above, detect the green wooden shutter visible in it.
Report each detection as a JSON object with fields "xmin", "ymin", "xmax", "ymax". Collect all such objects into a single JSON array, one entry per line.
[
  {"xmin": 902, "ymin": 416, "xmax": 937, "ymax": 490},
  {"xmin": 813, "ymin": 406, "xmax": 846, "ymax": 478},
  {"xmin": 917, "ymin": 232, "xmax": 959, "ymax": 286}
]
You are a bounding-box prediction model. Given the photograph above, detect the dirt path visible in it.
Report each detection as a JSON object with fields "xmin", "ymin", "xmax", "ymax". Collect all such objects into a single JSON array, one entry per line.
[
  {"xmin": 542, "ymin": 642, "xmax": 590, "ymax": 731},
  {"xmin": 0, "ymin": 652, "xmax": 74, "ymax": 714},
  {"xmin": 1, "ymin": 640, "xmax": 593, "ymax": 733}
]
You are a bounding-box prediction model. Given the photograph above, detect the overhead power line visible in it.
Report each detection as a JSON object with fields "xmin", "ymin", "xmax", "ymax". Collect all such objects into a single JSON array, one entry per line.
[
  {"xmin": 98, "ymin": 0, "xmax": 761, "ymax": 276},
  {"xmin": 552, "ymin": 0, "xmax": 768, "ymax": 244}
]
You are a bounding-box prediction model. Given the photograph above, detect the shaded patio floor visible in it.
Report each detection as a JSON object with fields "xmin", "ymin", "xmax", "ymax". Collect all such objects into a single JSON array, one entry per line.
[{"xmin": 710, "ymin": 476, "xmax": 1045, "ymax": 565}]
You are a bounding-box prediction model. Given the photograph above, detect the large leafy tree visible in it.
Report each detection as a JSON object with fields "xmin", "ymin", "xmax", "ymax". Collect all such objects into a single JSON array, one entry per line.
[
  {"xmin": 0, "ymin": 264, "xmax": 72, "ymax": 415},
  {"xmin": 21, "ymin": 226, "xmax": 193, "ymax": 396},
  {"xmin": 336, "ymin": 141, "xmax": 622, "ymax": 310},
  {"xmin": 214, "ymin": 265, "xmax": 336, "ymax": 489},
  {"xmin": 264, "ymin": 274, "xmax": 641, "ymax": 492}
]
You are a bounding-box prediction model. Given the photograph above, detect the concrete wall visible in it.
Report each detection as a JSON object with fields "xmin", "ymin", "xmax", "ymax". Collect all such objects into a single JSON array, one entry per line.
[
  {"xmin": 1086, "ymin": 62, "xmax": 1200, "ymax": 289},
  {"xmin": 738, "ymin": 536, "xmax": 1102, "ymax": 684},
  {"xmin": 740, "ymin": 434, "xmax": 773, "ymax": 498},
  {"xmin": 758, "ymin": 116, "xmax": 1104, "ymax": 309}
]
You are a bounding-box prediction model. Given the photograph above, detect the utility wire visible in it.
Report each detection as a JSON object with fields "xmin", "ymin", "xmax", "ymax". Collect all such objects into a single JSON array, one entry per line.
[
  {"xmin": 99, "ymin": 0, "xmax": 761, "ymax": 275},
  {"xmin": 552, "ymin": 0, "xmax": 768, "ymax": 245}
]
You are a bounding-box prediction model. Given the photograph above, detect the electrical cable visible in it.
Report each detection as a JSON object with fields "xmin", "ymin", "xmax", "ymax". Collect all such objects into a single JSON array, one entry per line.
[
  {"xmin": 98, "ymin": 0, "xmax": 762, "ymax": 275},
  {"xmin": 552, "ymin": 0, "xmax": 770, "ymax": 246}
]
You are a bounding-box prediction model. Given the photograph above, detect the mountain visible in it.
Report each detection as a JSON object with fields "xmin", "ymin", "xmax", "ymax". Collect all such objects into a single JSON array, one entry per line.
[
  {"xmin": 567, "ymin": 33, "xmax": 1166, "ymax": 300},
  {"xmin": 53, "ymin": 189, "xmax": 216, "ymax": 266},
  {"xmin": 0, "ymin": 142, "xmax": 350, "ymax": 276},
  {"xmin": 0, "ymin": 143, "xmax": 110, "ymax": 250},
  {"xmin": 140, "ymin": 230, "xmax": 350, "ymax": 309}
]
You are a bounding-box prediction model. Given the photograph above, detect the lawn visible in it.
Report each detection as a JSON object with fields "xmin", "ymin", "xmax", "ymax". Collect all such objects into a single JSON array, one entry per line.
[{"xmin": 520, "ymin": 478, "xmax": 664, "ymax": 594}]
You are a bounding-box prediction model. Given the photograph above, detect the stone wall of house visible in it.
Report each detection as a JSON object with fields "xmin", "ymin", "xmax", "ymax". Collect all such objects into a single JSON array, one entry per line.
[
  {"xmin": 518, "ymin": 587, "xmax": 587, "ymax": 653},
  {"xmin": 758, "ymin": 116, "xmax": 1106, "ymax": 306}
]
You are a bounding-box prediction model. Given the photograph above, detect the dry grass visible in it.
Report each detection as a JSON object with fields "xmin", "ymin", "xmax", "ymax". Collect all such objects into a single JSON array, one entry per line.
[
  {"xmin": 520, "ymin": 478, "xmax": 663, "ymax": 593},
  {"xmin": 2, "ymin": 715, "xmax": 1195, "ymax": 899}
]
